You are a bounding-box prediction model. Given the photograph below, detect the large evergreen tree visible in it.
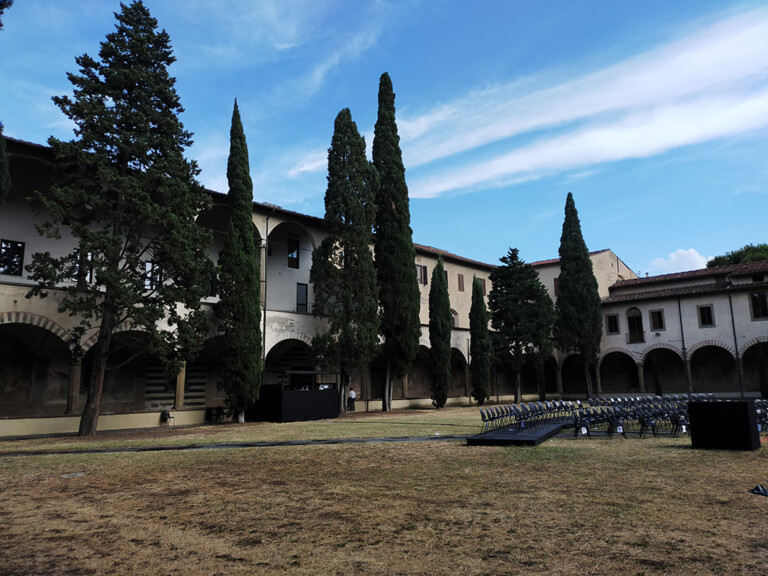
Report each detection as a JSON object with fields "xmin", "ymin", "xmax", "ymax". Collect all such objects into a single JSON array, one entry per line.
[
  {"xmin": 215, "ymin": 100, "xmax": 262, "ymax": 423},
  {"xmin": 26, "ymin": 1, "xmax": 213, "ymax": 435},
  {"xmin": 0, "ymin": 0, "xmax": 12, "ymax": 29},
  {"xmin": 553, "ymin": 193, "xmax": 602, "ymax": 397},
  {"xmin": 707, "ymin": 243, "xmax": 768, "ymax": 268},
  {"xmin": 311, "ymin": 108, "xmax": 380, "ymax": 416},
  {"xmin": 469, "ymin": 276, "xmax": 491, "ymax": 405},
  {"xmin": 489, "ymin": 248, "xmax": 555, "ymax": 403},
  {"xmin": 372, "ymin": 72, "xmax": 421, "ymax": 412},
  {"xmin": 428, "ymin": 256, "xmax": 451, "ymax": 408}
]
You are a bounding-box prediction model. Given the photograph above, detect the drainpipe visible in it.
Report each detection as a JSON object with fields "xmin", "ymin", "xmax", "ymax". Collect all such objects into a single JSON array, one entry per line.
[
  {"xmin": 262, "ymin": 215, "xmax": 269, "ymax": 370},
  {"xmin": 727, "ymin": 286, "xmax": 744, "ymax": 397},
  {"xmin": 677, "ymin": 297, "xmax": 692, "ymax": 395}
]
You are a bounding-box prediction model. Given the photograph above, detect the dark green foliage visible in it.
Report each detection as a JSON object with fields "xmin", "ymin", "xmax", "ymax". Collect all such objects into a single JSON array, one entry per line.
[
  {"xmin": 707, "ymin": 243, "xmax": 768, "ymax": 268},
  {"xmin": 553, "ymin": 193, "xmax": 602, "ymax": 397},
  {"xmin": 0, "ymin": 124, "xmax": 9, "ymax": 204},
  {"xmin": 26, "ymin": 1, "xmax": 213, "ymax": 435},
  {"xmin": 469, "ymin": 277, "xmax": 491, "ymax": 405},
  {"xmin": 311, "ymin": 108, "xmax": 379, "ymax": 415},
  {"xmin": 0, "ymin": 0, "xmax": 12, "ymax": 29},
  {"xmin": 216, "ymin": 100, "xmax": 262, "ymax": 419},
  {"xmin": 372, "ymin": 72, "xmax": 421, "ymax": 412},
  {"xmin": 489, "ymin": 248, "xmax": 555, "ymax": 403},
  {"xmin": 428, "ymin": 257, "xmax": 451, "ymax": 408}
]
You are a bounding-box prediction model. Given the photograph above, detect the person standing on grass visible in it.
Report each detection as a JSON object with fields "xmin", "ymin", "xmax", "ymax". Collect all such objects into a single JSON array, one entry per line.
[{"xmin": 348, "ymin": 387, "xmax": 357, "ymax": 412}]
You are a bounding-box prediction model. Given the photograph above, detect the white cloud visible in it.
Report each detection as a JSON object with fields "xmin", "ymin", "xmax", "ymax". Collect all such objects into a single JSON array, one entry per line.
[
  {"xmin": 648, "ymin": 248, "xmax": 711, "ymax": 275},
  {"xmin": 409, "ymin": 89, "xmax": 768, "ymax": 198},
  {"xmin": 400, "ymin": 5, "xmax": 768, "ymax": 168}
]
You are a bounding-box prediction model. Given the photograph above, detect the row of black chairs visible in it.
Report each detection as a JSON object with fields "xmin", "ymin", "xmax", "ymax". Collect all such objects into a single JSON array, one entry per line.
[
  {"xmin": 479, "ymin": 400, "xmax": 580, "ymax": 433},
  {"xmin": 572, "ymin": 399, "xmax": 692, "ymax": 439}
]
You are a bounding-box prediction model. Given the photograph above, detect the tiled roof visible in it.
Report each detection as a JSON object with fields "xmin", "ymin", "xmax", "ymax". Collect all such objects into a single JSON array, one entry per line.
[
  {"xmin": 613, "ymin": 260, "xmax": 768, "ymax": 288},
  {"xmin": 603, "ymin": 278, "xmax": 768, "ymax": 304},
  {"xmin": 529, "ymin": 248, "xmax": 611, "ymax": 267},
  {"xmin": 414, "ymin": 244, "xmax": 496, "ymax": 270}
]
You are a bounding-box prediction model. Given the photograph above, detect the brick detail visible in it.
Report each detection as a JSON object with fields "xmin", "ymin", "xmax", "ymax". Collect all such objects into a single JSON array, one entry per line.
[{"xmin": 0, "ymin": 311, "xmax": 73, "ymax": 343}]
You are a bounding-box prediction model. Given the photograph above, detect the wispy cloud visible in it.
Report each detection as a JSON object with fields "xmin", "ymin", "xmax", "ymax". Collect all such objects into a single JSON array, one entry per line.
[
  {"xmin": 648, "ymin": 248, "xmax": 711, "ymax": 275},
  {"xmin": 409, "ymin": 89, "xmax": 768, "ymax": 198}
]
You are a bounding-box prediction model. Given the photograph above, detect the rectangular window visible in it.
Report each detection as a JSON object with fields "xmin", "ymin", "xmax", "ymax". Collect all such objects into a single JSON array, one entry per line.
[
  {"xmin": 554, "ymin": 277, "xmax": 559, "ymax": 298},
  {"xmin": 443, "ymin": 269, "xmax": 448, "ymax": 285},
  {"xmin": 144, "ymin": 261, "xmax": 162, "ymax": 291},
  {"xmin": 480, "ymin": 278, "xmax": 486, "ymax": 296},
  {"xmin": 209, "ymin": 273, "xmax": 218, "ymax": 298},
  {"xmin": 296, "ymin": 283, "xmax": 308, "ymax": 314},
  {"xmin": 751, "ymin": 292, "xmax": 768, "ymax": 320},
  {"xmin": 605, "ymin": 314, "xmax": 620, "ymax": 335},
  {"xmin": 287, "ymin": 237, "xmax": 300, "ymax": 269},
  {"xmin": 71, "ymin": 249, "xmax": 93, "ymax": 285},
  {"xmin": 416, "ymin": 264, "xmax": 428, "ymax": 285},
  {"xmin": 649, "ymin": 309, "xmax": 665, "ymax": 331},
  {"xmin": 698, "ymin": 304, "xmax": 714, "ymax": 328},
  {"xmin": 458, "ymin": 274, "xmax": 464, "ymax": 292},
  {"xmin": 0, "ymin": 239, "xmax": 25, "ymax": 276}
]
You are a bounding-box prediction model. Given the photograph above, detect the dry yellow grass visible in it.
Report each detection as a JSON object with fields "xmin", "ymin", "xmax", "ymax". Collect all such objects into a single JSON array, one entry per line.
[{"xmin": 1, "ymin": 409, "xmax": 767, "ymax": 575}]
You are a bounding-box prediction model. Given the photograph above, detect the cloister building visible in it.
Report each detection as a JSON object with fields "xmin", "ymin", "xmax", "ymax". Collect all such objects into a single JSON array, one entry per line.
[{"xmin": 1, "ymin": 137, "xmax": 765, "ymax": 437}]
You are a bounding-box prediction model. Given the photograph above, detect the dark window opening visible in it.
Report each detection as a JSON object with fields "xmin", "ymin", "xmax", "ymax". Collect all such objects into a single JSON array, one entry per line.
[
  {"xmin": 650, "ymin": 309, "xmax": 665, "ymax": 331},
  {"xmin": 698, "ymin": 305, "xmax": 714, "ymax": 327},
  {"xmin": 751, "ymin": 292, "xmax": 768, "ymax": 320},
  {"xmin": 0, "ymin": 239, "xmax": 25, "ymax": 276},
  {"xmin": 297, "ymin": 283, "xmax": 308, "ymax": 314},
  {"xmin": 606, "ymin": 314, "xmax": 620, "ymax": 335},
  {"xmin": 458, "ymin": 274, "xmax": 464, "ymax": 292},
  {"xmin": 287, "ymin": 237, "xmax": 300, "ymax": 269}
]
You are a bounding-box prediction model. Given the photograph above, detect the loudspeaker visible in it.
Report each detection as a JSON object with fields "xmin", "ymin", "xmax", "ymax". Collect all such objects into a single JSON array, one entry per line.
[{"xmin": 689, "ymin": 400, "xmax": 760, "ymax": 451}]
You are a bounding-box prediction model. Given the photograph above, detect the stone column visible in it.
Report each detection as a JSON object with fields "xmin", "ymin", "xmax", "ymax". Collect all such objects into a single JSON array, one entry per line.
[
  {"xmin": 637, "ymin": 363, "xmax": 646, "ymax": 393},
  {"xmin": 595, "ymin": 363, "xmax": 603, "ymax": 395},
  {"xmin": 174, "ymin": 362, "xmax": 187, "ymax": 408},
  {"xmin": 556, "ymin": 365, "xmax": 564, "ymax": 395},
  {"xmin": 67, "ymin": 359, "xmax": 82, "ymax": 414},
  {"xmin": 685, "ymin": 362, "xmax": 693, "ymax": 393}
]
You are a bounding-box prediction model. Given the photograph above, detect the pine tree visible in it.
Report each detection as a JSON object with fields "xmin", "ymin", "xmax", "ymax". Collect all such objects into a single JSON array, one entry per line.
[
  {"xmin": 372, "ymin": 72, "xmax": 421, "ymax": 412},
  {"xmin": 428, "ymin": 256, "xmax": 451, "ymax": 408},
  {"xmin": 310, "ymin": 108, "xmax": 380, "ymax": 416},
  {"xmin": 553, "ymin": 193, "xmax": 602, "ymax": 397},
  {"xmin": 216, "ymin": 100, "xmax": 262, "ymax": 422},
  {"xmin": 469, "ymin": 276, "xmax": 491, "ymax": 405},
  {"xmin": 0, "ymin": 0, "xmax": 13, "ymax": 30},
  {"xmin": 489, "ymin": 248, "xmax": 555, "ymax": 403},
  {"xmin": 26, "ymin": 1, "xmax": 213, "ymax": 435}
]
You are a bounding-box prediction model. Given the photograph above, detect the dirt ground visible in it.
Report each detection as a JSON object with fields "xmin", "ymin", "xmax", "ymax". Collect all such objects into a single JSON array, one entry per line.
[{"xmin": 1, "ymin": 429, "xmax": 767, "ymax": 575}]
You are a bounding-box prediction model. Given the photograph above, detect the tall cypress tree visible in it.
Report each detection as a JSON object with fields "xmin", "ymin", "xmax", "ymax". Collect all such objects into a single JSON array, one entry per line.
[
  {"xmin": 489, "ymin": 248, "xmax": 555, "ymax": 403},
  {"xmin": 553, "ymin": 193, "xmax": 602, "ymax": 397},
  {"xmin": 311, "ymin": 108, "xmax": 380, "ymax": 415},
  {"xmin": 469, "ymin": 276, "xmax": 491, "ymax": 405},
  {"xmin": 428, "ymin": 256, "xmax": 451, "ymax": 408},
  {"xmin": 372, "ymin": 72, "xmax": 421, "ymax": 412},
  {"xmin": 26, "ymin": 1, "xmax": 213, "ymax": 435},
  {"xmin": 216, "ymin": 100, "xmax": 262, "ymax": 422}
]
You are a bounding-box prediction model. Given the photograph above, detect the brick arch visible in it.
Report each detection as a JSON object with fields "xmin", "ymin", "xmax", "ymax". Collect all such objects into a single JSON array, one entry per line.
[
  {"xmin": 740, "ymin": 336, "xmax": 768, "ymax": 358},
  {"xmin": 419, "ymin": 335, "xmax": 431, "ymax": 349},
  {"xmin": 0, "ymin": 311, "xmax": 74, "ymax": 344},
  {"xmin": 641, "ymin": 342, "xmax": 684, "ymax": 363},
  {"xmin": 687, "ymin": 340, "xmax": 735, "ymax": 359},
  {"xmin": 80, "ymin": 322, "xmax": 143, "ymax": 353},
  {"xmin": 598, "ymin": 346, "xmax": 641, "ymax": 365},
  {"xmin": 264, "ymin": 331, "xmax": 313, "ymax": 357}
]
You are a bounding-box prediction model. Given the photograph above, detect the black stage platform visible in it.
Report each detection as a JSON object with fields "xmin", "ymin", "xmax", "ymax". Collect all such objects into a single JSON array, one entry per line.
[{"xmin": 466, "ymin": 423, "xmax": 566, "ymax": 446}]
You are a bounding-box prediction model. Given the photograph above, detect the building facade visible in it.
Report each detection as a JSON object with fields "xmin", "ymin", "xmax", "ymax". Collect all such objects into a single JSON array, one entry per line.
[{"xmin": 1, "ymin": 137, "xmax": 764, "ymax": 437}]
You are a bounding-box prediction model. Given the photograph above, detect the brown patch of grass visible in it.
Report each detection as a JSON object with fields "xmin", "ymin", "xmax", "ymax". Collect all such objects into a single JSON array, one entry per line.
[{"xmin": 1, "ymin": 419, "xmax": 767, "ymax": 575}]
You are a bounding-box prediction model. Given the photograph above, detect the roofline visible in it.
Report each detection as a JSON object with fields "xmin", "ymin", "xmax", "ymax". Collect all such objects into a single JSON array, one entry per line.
[
  {"xmin": 414, "ymin": 243, "xmax": 496, "ymax": 270},
  {"xmin": 612, "ymin": 259, "xmax": 768, "ymax": 289},
  {"xmin": 529, "ymin": 248, "xmax": 612, "ymax": 267}
]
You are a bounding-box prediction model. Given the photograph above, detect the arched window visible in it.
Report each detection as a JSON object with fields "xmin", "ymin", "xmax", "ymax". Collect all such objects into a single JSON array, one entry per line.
[{"xmin": 626, "ymin": 307, "xmax": 644, "ymax": 343}]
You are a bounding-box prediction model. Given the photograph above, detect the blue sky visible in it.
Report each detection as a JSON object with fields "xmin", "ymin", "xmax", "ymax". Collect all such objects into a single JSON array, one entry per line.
[{"xmin": 1, "ymin": 1, "xmax": 767, "ymax": 275}]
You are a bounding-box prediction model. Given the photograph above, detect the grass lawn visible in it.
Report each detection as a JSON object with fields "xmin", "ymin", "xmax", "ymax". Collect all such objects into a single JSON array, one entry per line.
[{"xmin": 1, "ymin": 407, "xmax": 767, "ymax": 575}]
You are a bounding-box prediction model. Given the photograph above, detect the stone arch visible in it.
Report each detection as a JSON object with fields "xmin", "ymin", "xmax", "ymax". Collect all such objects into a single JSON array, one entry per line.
[
  {"xmin": 641, "ymin": 342, "xmax": 684, "ymax": 363},
  {"xmin": 687, "ymin": 340, "xmax": 735, "ymax": 359},
  {"xmin": 263, "ymin": 338, "xmax": 315, "ymax": 389},
  {"xmin": 643, "ymin": 347, "xmax": 687, "ymax": 395},
  {"xmin": 598, "ymin": 346, "xmax": 640, "ymax": 364},
  {"xmin": 406, "ymin": 345, "xmax": 431, "ymax": 399},
  {"xmin": 0, "ymin": 311, "xmax": 73, "ymax": 345},
  {"xmin": 599, "ymin": 350, "xmax": 640, "ymax": 394},
  {"xmin": 689, "ymin": 342, "xmax": 738, "ymax": 393},
  {"xmin": 449, "ymin": 347, "xmax": 467, "ymax": 397},
  {"xmin": 81, "ymin": 321, "xmax": 139, "ymax": 353},
  {"xmin": 741, "ymin": 340, "xmax": 768, "ymax": 394},
  {"xmin": 265, "ymin": 331, "xmax": 313, "ymax": 358},
  {"xmin": 740, "ymin": 336, "xmax": 768, "ymax": 359}
]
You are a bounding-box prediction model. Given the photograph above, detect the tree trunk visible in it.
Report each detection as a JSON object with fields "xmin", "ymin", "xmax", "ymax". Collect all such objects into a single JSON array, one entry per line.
[
  {"xmin": 584, "ymin": 359, "xmax": 594, "ymax": 398},
  {"xmin": 514, "ymin": 369, "xmax": 522, "ymax": 404},
  {"xmin": 78, "ymin": 297, "xmax": 116, "ymax": 436},
  {"xmin": 339, "ymin": 369, "xmax": 348, "ymax": 416},
  {"xmin": 382, "ymin": 360, "xmax": 391, "ymax": 412}
]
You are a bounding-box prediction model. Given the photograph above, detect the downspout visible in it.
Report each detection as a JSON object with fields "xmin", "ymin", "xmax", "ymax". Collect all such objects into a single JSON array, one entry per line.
[
  {"xmin": 727, "ymin": 286, "xmax": 744, "ymax": 397},
  {"xmin": 262, "ymin": 214, "xmax": 269, "ymax": 369},
  {"xmin": 677, "ymin": 297, "xmax": 691, "ymax": 395}
]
